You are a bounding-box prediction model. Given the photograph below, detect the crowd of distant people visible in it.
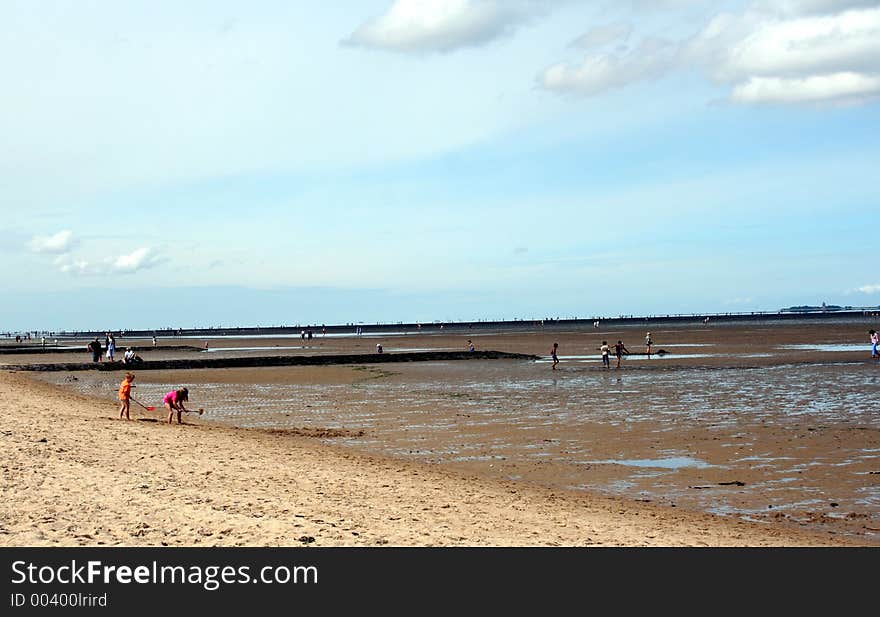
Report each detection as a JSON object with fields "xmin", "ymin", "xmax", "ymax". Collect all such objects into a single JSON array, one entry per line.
[{"xmin": 86, "ymin": 332, "xmax": 142, "ymax": 365}]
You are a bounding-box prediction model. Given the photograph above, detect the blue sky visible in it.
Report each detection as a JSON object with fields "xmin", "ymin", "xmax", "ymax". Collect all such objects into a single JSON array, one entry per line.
[{"xmin": 3, "ymin": 0, "xmax": 880, "ymax": 331}]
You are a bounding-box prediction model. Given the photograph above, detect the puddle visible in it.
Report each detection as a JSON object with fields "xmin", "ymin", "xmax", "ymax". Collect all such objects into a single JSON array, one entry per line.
[
  {"xmin": 626, "ymin": 354, "xmax": 714, "ymax": 361},
  {"xmin": 383, "ymin": 348, "xmax": 458, "ymax": 353},
  {"xmin": 206, "ymin": 346, "xmax": 315, "ymax": 352},
  {"xmin": 537, "ymin": 353, "xmax": 716, "ymax": 362},
  {"xmin": 580, "ymin": 456, "xmax": 713, "ymax": 469},
  {"xmin": 778, "ymin": 344, "xmax": 867, "ymax": 352},
  {"xmin": 177, "ymin": 331, "xmax": 420, "ymax": 340}
]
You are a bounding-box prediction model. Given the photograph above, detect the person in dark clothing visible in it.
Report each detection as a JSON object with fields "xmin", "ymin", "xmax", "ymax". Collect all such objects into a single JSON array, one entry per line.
[
  {"xmin": 614, "ymin": 340, "xmax": 629, "ymax": 369},
  {"xmin": 87, "ymin": 338, "xmax": 103, "ymax": 362}
]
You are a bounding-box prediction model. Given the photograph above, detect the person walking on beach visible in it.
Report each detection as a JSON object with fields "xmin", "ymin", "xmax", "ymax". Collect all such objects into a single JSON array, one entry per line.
[
  {"xmin": 870, "ymin": 330, "xmax": 879, "ymax": 359},
  {"xmin": 599, "ymin": 340, "xmax": 611, "ymax": 369},
  {"xmin": 376, "ymin": 343, "xmax": 383, "ymax": 354},
  {"xmin": 107, "ymin": 335, "xmax": 116, "ymax": 362},
  {"xmin": 645, "ymin": 332, "xmax": 653, "ymax": 357},
  {"xmin": 163, "ymin": 387, "xmax": 201, "ymax": 424},
  {"xmin": 551, "ymin": 342, "xmax": 559, "ymax": 370},
  {"xmin": 614, "ymin": 340, "xmax": 629, "ymax": 369},
  {"xmin": 468, "ymin": 339, "xmax": 475, "ymax": 352},
  {"xmin": 87, "ymin": 338, "xmax": 102, "ymax": 362},
  {"xmin": 152, "ymin": 335, "xmax": 157, "ymax": 347},
  {"xmin": 118, "ymin": 373, "xmax": 135, "ymax": 420}
]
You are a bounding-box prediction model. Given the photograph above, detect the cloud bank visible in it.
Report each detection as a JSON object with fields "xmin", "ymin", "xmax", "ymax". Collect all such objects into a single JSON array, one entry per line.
[{"xmin": 540, "ymin": 1, "xmax": 880, "ymax": 105}]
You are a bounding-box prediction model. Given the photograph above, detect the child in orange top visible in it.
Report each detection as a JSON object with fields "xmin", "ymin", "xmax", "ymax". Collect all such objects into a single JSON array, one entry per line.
[{"xmin": 119, "ymin": 373, "xmax": 135, "ymax": 420}]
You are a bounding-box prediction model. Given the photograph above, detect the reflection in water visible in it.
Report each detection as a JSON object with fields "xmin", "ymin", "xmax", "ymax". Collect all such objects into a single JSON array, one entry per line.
[
  {"xmin": 778, "ymin": 343, "xmax": 867, "ymax": 352},
  {"xmin": 581, "ymin": 456, "xmax": 714, "ymax": 469}
]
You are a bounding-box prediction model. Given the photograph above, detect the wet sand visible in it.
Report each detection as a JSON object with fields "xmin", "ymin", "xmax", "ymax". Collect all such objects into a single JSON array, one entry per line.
[{"xmin": 3, "ymin": 320, "xmax": 879, "ymax": 546}]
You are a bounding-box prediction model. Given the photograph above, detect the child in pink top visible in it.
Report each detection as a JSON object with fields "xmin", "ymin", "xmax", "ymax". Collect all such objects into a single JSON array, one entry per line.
[{"xmin": 163, "ymin": 387, "xmax": 197, "ymax": 424}]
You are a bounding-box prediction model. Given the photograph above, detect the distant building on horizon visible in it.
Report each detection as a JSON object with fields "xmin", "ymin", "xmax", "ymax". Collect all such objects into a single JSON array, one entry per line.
[{"xmin": 780, "ymin": 302, "xmax": 879, "ymax": 313}]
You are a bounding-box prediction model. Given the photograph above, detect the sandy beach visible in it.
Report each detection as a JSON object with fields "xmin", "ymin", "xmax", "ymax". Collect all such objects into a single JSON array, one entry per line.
[{"xmin": 2, "ymin": 319, "xmax": 877, "ymax": 547}]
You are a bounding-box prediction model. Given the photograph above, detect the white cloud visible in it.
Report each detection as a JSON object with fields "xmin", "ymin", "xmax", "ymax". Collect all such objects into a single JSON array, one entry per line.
[
  {"xmin": 731, "ymin": 72, "xmax": 880, "ymax": 104},
  {"xmin": 759, "ymin": 0, "xmax": 879, "ymax": 16},
  {"xmin": 112, "ymin": 247, "xmax": 160, "ymax": 274},
  {"xmin": 569, "ymin": 23, "xmax": 633, "ymax": 50},
  {"xmin": 540, "ymin": 2, "xmax": 880, "ymax": 105},
  {"xmin": 28, "ymin": 230, "xmax": 75, "ymax": 254},
  {"xmin": 343, "ymin": 0, "xmax": 544, "ymax": 53},
  {"xmin": 540, "ymin": 38, "xmax": 678, "ymax": 96},
  {"xmin": 54, "ymin": 255, "xmax": 94, "ymax": 275},
  {"xmin": 51, "ymin": 247, "xmax": 161, "ymax": 276},
  {"xmin": 858, "ymin": 284, "xmax": 880, "ymax": 294},
  {"xmin": 719, "ymin": 8, "xmax": 880, "ymax": 79},
  {"xmin": 716, "ymin": 6, "xmax": 880, "ymax": 104}
]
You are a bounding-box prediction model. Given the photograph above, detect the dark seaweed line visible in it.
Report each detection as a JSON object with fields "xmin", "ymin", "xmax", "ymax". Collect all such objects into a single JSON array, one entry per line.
[{"xmin": 4, "ymin": 350, "xmax": 540, "ymax": 372}]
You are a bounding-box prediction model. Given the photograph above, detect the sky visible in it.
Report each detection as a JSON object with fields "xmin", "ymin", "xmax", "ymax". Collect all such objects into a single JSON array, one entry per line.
[{"xmin": 3, "ymin": 0, "xmax": 879, "ymax": 331}]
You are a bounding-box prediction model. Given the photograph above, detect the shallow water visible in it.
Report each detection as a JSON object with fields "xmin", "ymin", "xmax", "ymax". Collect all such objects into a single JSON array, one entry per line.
[
  {"xmin": 579, "ymin": 456, "xmax": 714, "ymax": 469},
  {"xmin": 778, "ymin": 344, "xmax": 870, "ymax": 352},
  {"xmin": 205, "ymin": 346, "xmax": 458, "ymax": 353},
  {"xmin": 45, "ymin": 361, "xmax": 880, "ymax": 434}
]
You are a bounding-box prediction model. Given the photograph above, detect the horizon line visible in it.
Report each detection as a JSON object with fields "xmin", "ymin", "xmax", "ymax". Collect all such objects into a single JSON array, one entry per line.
[{"xmin": 8, "ymin": 306, "xmax": 880, "ymax": 336}]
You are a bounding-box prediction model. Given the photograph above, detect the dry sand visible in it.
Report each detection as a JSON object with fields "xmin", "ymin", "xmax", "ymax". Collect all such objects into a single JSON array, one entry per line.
[{"xmin": 0, "ymin": 366, "xmax": 867, "ymax": 547}]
